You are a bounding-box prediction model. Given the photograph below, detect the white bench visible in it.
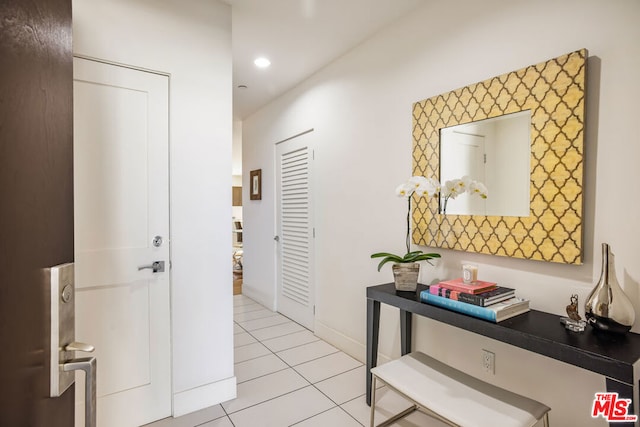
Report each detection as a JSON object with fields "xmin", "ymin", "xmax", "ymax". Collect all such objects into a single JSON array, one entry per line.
[{"xmin": 370, "ymin": 352, "xmax": 550, "ymax": 427}]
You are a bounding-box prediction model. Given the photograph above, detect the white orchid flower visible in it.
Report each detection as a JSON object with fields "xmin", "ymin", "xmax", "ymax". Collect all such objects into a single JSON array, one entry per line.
[
  {"xmin": 443, "ymin": 179, "xmax": 463, "ymax": 199},
  {"xmin": 395, "ymin": 182, "xmax": 414, "ymax": 198},
  {"xmin": 408, "ymin": 175, "xmax": 429, "ymax": 190},
  {"xmin": 415, "ymin": 178, "xmax": 440, "ymax": 198},
  {"xmin": 460, "ymin": 175, "xmax": 472, "ymax": 191},
  {"xmin": 469, "ymin": 180, "xmax": 488, "ymax": 199},
  {"xmin": 436, "ymin": 176, "xmax": 488, "ymax": 214}
]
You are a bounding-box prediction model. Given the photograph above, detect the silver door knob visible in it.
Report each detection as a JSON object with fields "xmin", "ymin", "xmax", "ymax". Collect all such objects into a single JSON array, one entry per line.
[{"xmin": 138, "ymin": 261, "xmax": 165, "ymax": 273}]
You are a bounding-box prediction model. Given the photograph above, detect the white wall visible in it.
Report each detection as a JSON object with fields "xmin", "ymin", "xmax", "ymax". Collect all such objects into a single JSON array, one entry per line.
[
  {"xmin": 73, "ymin": 0, "xmax": 235, "ymax": 416},
  {"xmin": 232, "ymin": 120, "xmax": 243, "ymax": 176},
  {"xmin": 242, "ymin": 0, "xmax": 640, "ymax": 425},
  {"xmin": 232, "ymin": 121, "xmax": 243, "ymax": 221}
]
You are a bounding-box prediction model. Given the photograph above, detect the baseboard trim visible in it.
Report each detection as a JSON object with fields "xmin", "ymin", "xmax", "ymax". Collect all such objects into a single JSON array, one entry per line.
[
  {"xmin": 314, "ymin": 321, "xmax": 391, "ymax": 366},
  {"xmin": 173, "ymin": 376, "xmax": 237, "ymax": 417},
  {"xmin": 240, "ymin": 282, "xmax": 275, "ymax": 311}
]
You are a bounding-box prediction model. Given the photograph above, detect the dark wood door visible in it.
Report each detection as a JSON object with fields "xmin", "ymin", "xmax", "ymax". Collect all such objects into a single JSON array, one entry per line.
[{"xmin": 0, "ymin": 0, "xmax": 75, "ymax": 425}]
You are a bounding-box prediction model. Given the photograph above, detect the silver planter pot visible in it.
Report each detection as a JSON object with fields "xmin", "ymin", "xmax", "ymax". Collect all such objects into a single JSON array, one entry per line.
[
  {"xmin": 392, "ymin": 263, "xmax": 420, "ymax": 292},
  {"xmin": 585, "ymin": 243, "xmax": 635, "ymax": 334}
]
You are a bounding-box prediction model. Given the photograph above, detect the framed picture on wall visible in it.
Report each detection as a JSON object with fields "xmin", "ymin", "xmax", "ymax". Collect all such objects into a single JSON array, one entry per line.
[{"xmin": 250, "ymin": 169, "xmax": 262, "ymax": 200}]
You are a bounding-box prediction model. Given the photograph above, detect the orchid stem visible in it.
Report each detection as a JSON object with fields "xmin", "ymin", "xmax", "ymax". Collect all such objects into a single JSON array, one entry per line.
[{"xmin": 406, "ymin": 196, "xmax": 411, "ymax": 254}]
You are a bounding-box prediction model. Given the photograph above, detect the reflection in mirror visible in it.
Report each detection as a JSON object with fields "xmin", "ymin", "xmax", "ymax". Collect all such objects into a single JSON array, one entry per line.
[{"xmin": 440, "ymin": 111, "xmax": 531, "ymax": 217}]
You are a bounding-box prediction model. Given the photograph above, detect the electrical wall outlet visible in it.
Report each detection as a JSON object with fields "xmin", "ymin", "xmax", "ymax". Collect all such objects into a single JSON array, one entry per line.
[{"xmin": 482, "ymin": 349, "xmax": 495, "ymax": 374}]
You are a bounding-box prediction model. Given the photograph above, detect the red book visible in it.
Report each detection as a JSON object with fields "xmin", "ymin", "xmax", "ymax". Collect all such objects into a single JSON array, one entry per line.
[
  {"xmin": 429, "ymin": 285, "xmax": 460, "ymax": 300},
  {"xmin": 437, "ymin": 278, "xmax": 497, "ymax": 294}
]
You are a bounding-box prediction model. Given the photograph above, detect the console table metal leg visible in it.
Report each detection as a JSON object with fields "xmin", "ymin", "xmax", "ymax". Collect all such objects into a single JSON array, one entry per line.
[
  {"xmin": 400, "ymin": 309, "xmax": 412, "ymax": 356},
  {"xmin": 366, "ymin": 298, "xmax": 380, "ymax": 406}
]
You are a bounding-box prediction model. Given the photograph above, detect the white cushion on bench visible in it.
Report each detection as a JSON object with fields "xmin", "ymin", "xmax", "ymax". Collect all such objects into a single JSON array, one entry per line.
[{"xmin": 371, "ymin": 352, "xmax": 549, "ymax": 427}]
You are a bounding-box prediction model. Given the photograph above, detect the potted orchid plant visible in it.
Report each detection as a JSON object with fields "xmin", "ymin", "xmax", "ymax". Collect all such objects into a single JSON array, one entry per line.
[
  {"xmin": 371, "ymin": 176, "xmax": 441, "ymax": 291},
  {"xmin": 371, "ymin": 175, "xmax": 488, "ymax": 291}
]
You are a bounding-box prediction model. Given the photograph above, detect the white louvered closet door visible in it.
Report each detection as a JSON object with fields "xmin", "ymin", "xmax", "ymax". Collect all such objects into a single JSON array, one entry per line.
[{"xmin": 276, "ymin": 131, "xmax": 315, "ymax": 330}]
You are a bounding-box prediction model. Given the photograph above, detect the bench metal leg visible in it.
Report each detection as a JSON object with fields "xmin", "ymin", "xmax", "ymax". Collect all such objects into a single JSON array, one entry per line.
[
  {"xmin": 376, "ymin": 406, "xmax": 418, "ymax": 427},
  {"xmin": 370, "ymin": 376, "xmax": 377, "ymax": 427},
  {"xmin": 370, "ymin": 374, "xmax": 418, "ymax": 427},
  {"xmin": 370, "ymin": 373, "xmax": 438, "ymax": 427}
]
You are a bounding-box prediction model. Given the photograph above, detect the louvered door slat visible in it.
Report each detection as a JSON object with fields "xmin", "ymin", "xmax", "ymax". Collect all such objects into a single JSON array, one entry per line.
[
  {"xmin": 276, "ymin": 131, "xmax": 314, "ymax": 330},
  {"xmin": 279, "ymin": 145, "xmax": 311, "ymax": 309}
]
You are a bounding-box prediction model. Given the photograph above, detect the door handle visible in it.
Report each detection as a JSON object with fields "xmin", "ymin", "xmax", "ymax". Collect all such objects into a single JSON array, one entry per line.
[
  {"xmin": 138, "ymin": 261, "xmax": 165, "ymax": 273},
  {"xmin": 46, "ymin": 263, "xmax": 97, "ymax": 427},
  {"xmin": 63, "ymin": 341, "xmax": 96, "ymax": 427},
  {"xmin": 66, "ymin": 341, "xmax": 95, "ymax": 353},
  {"xmin": 63, "ymin": 357, "xmax": 97, "ymax": 427}
]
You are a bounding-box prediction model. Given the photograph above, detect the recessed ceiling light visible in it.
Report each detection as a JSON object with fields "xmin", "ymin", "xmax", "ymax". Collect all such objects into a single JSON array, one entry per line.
[
  {"xmin": 237, "ymin": 84, "xmax": 248, "ymax": 89},
  {"xmin": 254, "ymin": 57, "xmax": 271, "ymax": 68}
]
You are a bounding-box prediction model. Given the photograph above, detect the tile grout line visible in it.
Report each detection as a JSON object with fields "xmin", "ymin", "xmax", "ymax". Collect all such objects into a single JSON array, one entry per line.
[
  {"xmin": 235, "ymin": 366, "xmax": 291, "ymax": 385},
  {"xmin": 235, "ymin": 318, "xmax": 292, "ymax": 332},
  {"xmin": 232, "ymin": 300, "xmax": 262, "ymax": 309},
  {"xmin": 223, "ymin": 384, "xmax": 314, "ymax": 416},
  {"xmin": 233, "ymin": 311, "xmax": 282, "ymax": 323},
  {"xmin": 235, "ymin": 319, "xmax": 304, "ymax": 335},
  {"xmin": 230, "ymin": 301, "xmax": 326, "ymax": 419},
  {"xmin": 281, "ymin": 348, "xmax": 341, "ymax": 368},
  {"xmin": 232, "ymin": 296, "xmax": 372, "ymax": 427},
  {"xmin": 215, "ymin": 395, "xmax": 236, "ymax": 427},
  {"xmin": 232, "ymin": 305, "xmax": 268, "ymax": 314},
  {"xmin": 260, "ymin": 333, "xmax": 321, "ymax": 353},
  {"xmin": 299, "ymin": 364, "xmax": 369, "ymax": 427},
  {"xmin": 287, "ymin": 405, "xmax": 365, "ymax": 427},
  {"xmin": 231, "ymin": 304, "xmax": 349, "ymax": 424}
]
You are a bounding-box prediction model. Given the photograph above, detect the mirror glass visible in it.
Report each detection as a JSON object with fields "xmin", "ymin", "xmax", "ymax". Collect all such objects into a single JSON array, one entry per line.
[{"xmin": 439, "ymin": 111, "xmax": 531, "ymax": 217}]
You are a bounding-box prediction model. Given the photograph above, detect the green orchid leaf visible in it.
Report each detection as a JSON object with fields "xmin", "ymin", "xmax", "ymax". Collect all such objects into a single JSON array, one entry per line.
[
  {"xmin": 402, "ymin": 251, "xmax": 442, "ymax": 262},
  {"xmin": 377, "ymin": 256, "xmax": 400, "ymax": 271},
  {"xmin": 371, "ymin": 252, "xmax": 402, "ymax": 259},
  {"xmin": 402, "ymin": 251, "xmax": 424, "ymax": 260},
  {"xmin": 423, "ymin": 253, "xmax": 441, "ymax": 259},
  {"xmin": 402, "ymin": 251, "xmax": 426, "ymax": 261}
]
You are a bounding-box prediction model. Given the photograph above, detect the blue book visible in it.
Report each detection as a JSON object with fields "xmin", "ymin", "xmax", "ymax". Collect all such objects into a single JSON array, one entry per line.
[{"xmin": 420, "ymin": 289, "xmax": 529, "ymax": 323}]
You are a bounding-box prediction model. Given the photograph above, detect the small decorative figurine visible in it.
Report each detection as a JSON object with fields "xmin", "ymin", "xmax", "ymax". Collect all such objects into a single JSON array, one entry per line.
[
  {"xmin": 566, "ymin": 294, "xmax": 581, "ymax": 321},
  {"xmin": 561, "ymin": 294, "xmax": 586, "ymax": 332}
]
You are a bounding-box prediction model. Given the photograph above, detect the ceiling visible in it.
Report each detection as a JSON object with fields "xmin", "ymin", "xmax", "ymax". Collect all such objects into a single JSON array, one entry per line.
[{"xmin": 223, "ymin": 0, "xmax": 425, "ymax": 120}]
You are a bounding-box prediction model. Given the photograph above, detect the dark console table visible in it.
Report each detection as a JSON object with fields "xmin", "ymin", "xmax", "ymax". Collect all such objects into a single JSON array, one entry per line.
[{"xmin": 366, "ymin": 283, "xmax": 640, "ymax": 426}]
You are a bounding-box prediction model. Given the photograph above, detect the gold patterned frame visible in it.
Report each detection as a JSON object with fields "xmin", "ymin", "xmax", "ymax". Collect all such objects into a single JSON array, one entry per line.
[{"xmin": 412, "ymin": 49, "xmax": 586, "ymax": 264}]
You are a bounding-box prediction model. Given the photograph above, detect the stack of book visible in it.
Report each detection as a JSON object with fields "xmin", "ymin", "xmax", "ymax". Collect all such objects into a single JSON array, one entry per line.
[{"xmin": 419, "ymin": 278, "xmax": 529, "ymax": 323}]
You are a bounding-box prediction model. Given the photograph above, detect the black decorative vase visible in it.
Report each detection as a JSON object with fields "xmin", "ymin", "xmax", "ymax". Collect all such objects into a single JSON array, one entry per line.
[{"xmin": 585, "ymin": 243, "xmax": 635, "ymax": 334}]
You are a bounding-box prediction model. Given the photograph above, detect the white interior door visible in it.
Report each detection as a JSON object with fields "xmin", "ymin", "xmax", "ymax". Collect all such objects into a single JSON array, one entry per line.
[
  {"xmin": 73, "ymin": 57, "xmax": 171, "ymax": 427},
  {"xmin": 276, "ymin": 132, "xmax": 315, "ymax": 330},
  {"xmin": 440, "ymin": 130, "xmax": 486, "ymax": 215}
]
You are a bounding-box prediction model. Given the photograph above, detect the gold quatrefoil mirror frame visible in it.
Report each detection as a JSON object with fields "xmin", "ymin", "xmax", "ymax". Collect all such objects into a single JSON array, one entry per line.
[{"xmin": 412, "ymin": 49, "xmax": 586, "ymax": 264}]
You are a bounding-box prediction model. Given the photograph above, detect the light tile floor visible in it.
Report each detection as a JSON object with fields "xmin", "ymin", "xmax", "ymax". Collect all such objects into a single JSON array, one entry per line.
[{"xmin": 146, "ymin": 294, "xmax": 447, "ymax": 427}]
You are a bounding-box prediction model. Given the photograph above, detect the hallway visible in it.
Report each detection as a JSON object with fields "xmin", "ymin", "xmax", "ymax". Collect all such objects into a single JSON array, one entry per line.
[{"xmin": 146, "ymin": 294, "xmax": 442, "ymax": 427}]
